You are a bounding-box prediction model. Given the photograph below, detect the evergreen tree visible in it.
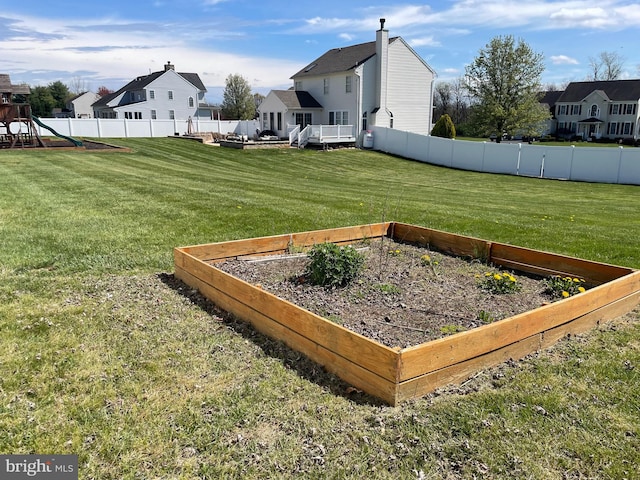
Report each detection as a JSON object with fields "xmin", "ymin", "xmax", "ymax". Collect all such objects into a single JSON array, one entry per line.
[{"xmin": 431, "ymin": 114, "xmax": 456, "ymax": 139}]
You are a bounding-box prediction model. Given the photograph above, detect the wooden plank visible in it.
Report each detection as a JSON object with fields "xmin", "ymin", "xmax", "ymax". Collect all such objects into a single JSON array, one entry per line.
[
  {"xmin": 490, "ymin": 243, "xmax": 633, "ymax": 285},
  {"xmin": 391, "ymin": 222, "xmax": 490, "ymax": 259},
  {"xmin": 396, "ymin": 334, "xmax": 541, "ymax": 404},
  {"xmin": 175, "ymin": 264, "xmax": 399, "ymax": 405},
  {"xmin": 540, "ymin": 290, "xmax": 640, "ymax": 348},
  {"xmin": 396, "ymin": 290, "xmax": 640, "ymax": 403},
  {"xmin": 177, "ymin": 223, "xmax": 392, "ymax": 262},
  {"xmin": 176, "ymin": 251, "xmax": 400, "ymax": 382},
  {"xmin": 398, "ymin": 270, "xmax": 640, "ymax": 381}
]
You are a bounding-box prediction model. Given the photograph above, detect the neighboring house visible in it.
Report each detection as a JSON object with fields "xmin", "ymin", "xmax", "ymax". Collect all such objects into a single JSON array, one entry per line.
[
  {"xmin": 92, "ymin": 62, "xmax": 207, "ymax": 120},
  {"xmin": 258, "ymin": 19, "xmax": 436, "ymax": 139},
  {"xmin": 67, "ymin": 92, "xmax": 101, "ymax": 118},
  {"xmin": 554, "ymin": 79, "xmax": 640, "ymax": 140},
  {"xmin": 538, "ymin": 90, "xmax": 563, "ymax": 136}
]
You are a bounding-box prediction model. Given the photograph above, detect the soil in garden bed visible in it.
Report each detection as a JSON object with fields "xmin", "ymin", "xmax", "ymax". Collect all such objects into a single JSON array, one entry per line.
[{"xmin": 216, "ymin": 239, "xmax": 558, "ymax": 349}]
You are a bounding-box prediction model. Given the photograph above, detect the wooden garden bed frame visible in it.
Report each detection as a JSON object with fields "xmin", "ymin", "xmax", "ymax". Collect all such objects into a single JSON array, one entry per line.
[{"xmin": 174, "ymin": 222, "xmax": 640, "ymax": 405}]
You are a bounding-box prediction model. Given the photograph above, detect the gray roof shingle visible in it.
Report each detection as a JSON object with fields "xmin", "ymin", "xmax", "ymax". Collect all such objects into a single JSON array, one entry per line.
[
  {"xmin": 271, "ymin": 90, "xmax": 322, "ymax": 109},
  {"xmin": 92, "ymin": 69, "xmax": 205, "ymax": 108},
  {"xmin": 291, "ymin": 37, "xmax": 399, "ymax": 79},
  {"xmin": 558, "ymin": 79, "xmax": 640, "ymax": 102}
]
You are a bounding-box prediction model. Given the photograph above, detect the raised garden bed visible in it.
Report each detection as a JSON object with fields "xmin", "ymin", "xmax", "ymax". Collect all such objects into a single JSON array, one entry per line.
[{"xmin": 174, "ymin": 222, "xmax": 640, "ymax": 405}]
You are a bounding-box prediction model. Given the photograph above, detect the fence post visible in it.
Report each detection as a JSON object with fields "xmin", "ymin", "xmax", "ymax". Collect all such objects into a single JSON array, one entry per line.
[
  {"xmin": 96, "ymin": 118, "xmax": 102, "ymax": 138},
  {"xmin": 616, "ymin": 146, "xmax": 624, "ymax": 184}
]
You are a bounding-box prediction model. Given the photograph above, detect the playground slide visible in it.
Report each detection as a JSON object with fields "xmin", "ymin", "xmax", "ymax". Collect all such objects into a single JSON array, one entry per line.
[{"xmin": 31, "ymin": 116, "xmax": 83, "ymax": 147}]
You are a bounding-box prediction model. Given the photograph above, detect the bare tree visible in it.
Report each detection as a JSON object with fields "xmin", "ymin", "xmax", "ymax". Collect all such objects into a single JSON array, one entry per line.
[
  {"xmin": 587, "ymin": 51, "xmax": 625, "ymax": 81},
  {"xmin": 433, "ymin": 82, "xmax": 452, "ymax": 122},
  {"xmin": 450, "ymin": 77, "xmax": 470, "ymax": 126},
  {"xmin": 69, "ymin": 76, "xmax": 89, "ymax": 95}
]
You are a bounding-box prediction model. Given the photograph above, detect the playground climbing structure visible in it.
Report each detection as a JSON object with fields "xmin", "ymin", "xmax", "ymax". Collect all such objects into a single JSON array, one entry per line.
[{"xmin": 0, "ymin": 74, "xmax": 46, "ymax": 148}]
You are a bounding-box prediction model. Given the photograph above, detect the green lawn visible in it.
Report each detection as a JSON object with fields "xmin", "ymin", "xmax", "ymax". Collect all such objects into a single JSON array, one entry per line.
[{"xmin": 1, "ymin": 139, "xmax": 639, "ymax": 479}]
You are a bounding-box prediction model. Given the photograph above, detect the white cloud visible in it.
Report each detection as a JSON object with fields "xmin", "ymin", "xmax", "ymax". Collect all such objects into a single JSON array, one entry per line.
[
  {"xmin": 550, "ymin": 54, "xmax": 579, "ymax": 65},
  {"xmin": 409, "ymin": 36, "xmax": 441, "ymax": 48},
  {"xmin": 338, "ymin": 33, "xmax": 355, "ymax": 42},
  {"xmin": 0, "ymin": 13, "xmax": 300, "ymax": 92}
]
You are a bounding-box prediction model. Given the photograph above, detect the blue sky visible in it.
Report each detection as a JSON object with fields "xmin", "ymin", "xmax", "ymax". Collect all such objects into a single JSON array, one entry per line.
[{"xmin": 2, "ymin": 1, "xmax": 639, "ymax": 103}]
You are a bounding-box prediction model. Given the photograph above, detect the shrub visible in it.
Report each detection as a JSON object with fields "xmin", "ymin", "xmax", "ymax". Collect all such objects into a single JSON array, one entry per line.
[
  {"xmin": 431, "ymin": 114, "xmax": 456, "ymax": 139},
  {"xmin": 305, "ymin": 243, "xmax": 365, "ymax": 288}
]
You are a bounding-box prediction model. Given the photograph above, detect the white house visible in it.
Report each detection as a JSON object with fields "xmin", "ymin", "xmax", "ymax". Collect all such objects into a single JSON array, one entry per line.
[
  {"xmin": 258, "ymin": 19, "xmax": 436, "ymax": 140},
  {"xmin": 67, "ymin": 92, "xmax": 101, "ymax": 118},
  {"xmin": 554, "ymin": 79, "xmax": 640, "ymax": 141},
  {"xmin": 92, "ymin": 62, "xmax": 208, "ymax": 120}
]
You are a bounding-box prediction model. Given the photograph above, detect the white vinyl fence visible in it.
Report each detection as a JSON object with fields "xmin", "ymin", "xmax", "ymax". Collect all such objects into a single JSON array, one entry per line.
[
  {"xmin": 32, "ymin": 117, "xmax": 260, "ymax": 139},
  {"xmin": 370, "ymin": 126, "xmax": 640, "ymax": 186}
]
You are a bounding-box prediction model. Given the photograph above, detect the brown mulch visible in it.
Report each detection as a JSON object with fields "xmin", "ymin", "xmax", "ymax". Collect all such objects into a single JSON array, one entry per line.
[{"xmin": 216, "ymin": 239, "xmax": 555, "ymax": 349}]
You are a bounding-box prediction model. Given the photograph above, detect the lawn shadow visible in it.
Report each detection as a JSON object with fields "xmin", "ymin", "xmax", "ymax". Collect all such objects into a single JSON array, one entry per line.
[{"xmin": 158, "ymin": 272, "xmax": 387, "ymax": 407}]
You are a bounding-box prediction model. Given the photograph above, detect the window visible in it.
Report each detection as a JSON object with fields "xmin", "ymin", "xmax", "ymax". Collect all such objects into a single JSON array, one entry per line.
[
  {"xmin": 168, "ymin": 90, "xmax": 174, "ymax": 100},
  {"xmin": 611, "ymin": 103, "xmax": 620, "ymax": 115},
  {"xmin": 149, "ymin": 90, "xmax": 155, "ymax": 100},
  {"xmin": 294, "ymin": 81, "xmax": 302, "ymax": 91},
  {"xmin": 124, "ymin": 112, "xmax": 132, "ymax": 119},
  {"xmin": 362, "ymin": 111, "xmax": 367, "ymax": 131},
  {"xmin": 151, "ymin": 109, "xmax": 157, "ymax": 120},
  {"xmin": 323, "ymin": 78, "xmax": 329, "ymax": 95},
  {"xmin": 134, "ymin": 112, "xmax": 142, "ymax": 119},
  {"xmin": 329, "ymin": 111, "xmax": 348, "ymax": 125},
  {"xmin": 169, "ymin": 110, "xmax": 175, "ymax": 120},
  {"xmin": 345, "ymin": 76, "xmax": 352, "ymax": 93},
  {"xmin": 590, "ymin": 104, "xmax": 599, "ymax": 117},
  {"xmin": 623, "ymin": 103, "xmax": 637, "ymax": 115},
  {"xmin": 263, "ymin": 112, "xmax": 268, "ymax": 129},
  {"xmin": 188, "ymin": 97, "xmax": 194, "ymax": 108},
  {"xmin": 623, "ymin": 122, "xmax": 633, "ymax": 135},
  {"xmin": 277, "ymin": 112, "xmax": 282, "ymax": 131},
  {"xmin": 609, "ymin": 122, "xmax": 618, "ymax": 135},
  {"xmin": 558, "ymin": 105, "xmax": 567, "ymax": 115},
  {"xmin": 570, "ymin": 105, "xmax": 582, "ymax": 116}
]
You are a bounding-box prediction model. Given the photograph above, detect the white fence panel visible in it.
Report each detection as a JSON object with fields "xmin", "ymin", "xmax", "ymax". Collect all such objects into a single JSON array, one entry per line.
[
  {"xmin": 368, "ymin": 126, "xmax": 640, "ymax": 185},
  {"xmin": 482, "ymin": 142, "xmax": 519, "ymax": 174},
  {"xmin": 618, "ymin": 149, "xmax": 640, "ymax": 185},
  {"xmin": 569, "ymin": 147, "xmax": 621, "ymax": 184},
  {"xmin": 126, "ymin": 120, "xmax": 153, "ymax": 137},
  {"xmin": 518, "ymin": 145, "xmax": 545, "ymax": 178},
  {"xmin": 541, "ymin": 145, "xmax": 573, "ymax": 180},
  {"xmin": 37, "ymin": 118, "xmax": 71, "ymax": 136},
  {"xmin": 69, "ymin": 119, "xmax": 102, "ymax": 137},
  {"xmin": 426, "ymin": 136, "xmax": 454, "ymax": 167},
  {"xmin": 450, "ymin": 140, "xmax": 484, "ymax": 171},
  {"xmin": 31, "ymin": 117, "xmax": 260, "ymax": 138},
  {"xmin": 98, "ymin": 120, "xmax": 127, "ymax": 137},
  {"xmin": 406, "ymin": 131, "xmax": 430, "ymax": 162}
]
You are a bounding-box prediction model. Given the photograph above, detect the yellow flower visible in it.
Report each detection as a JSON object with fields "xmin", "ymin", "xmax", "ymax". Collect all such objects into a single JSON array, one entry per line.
[
  {"xmin": 562, "ymin": 291, "xmax": 570, "ymax": 298},
  {"xmin": 493, "ymin": 274, "xmax": 502, "ymax": 280},
  {"xmin": 578, "ymin": 286, "xmax": 586, "ymax": 293}
]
